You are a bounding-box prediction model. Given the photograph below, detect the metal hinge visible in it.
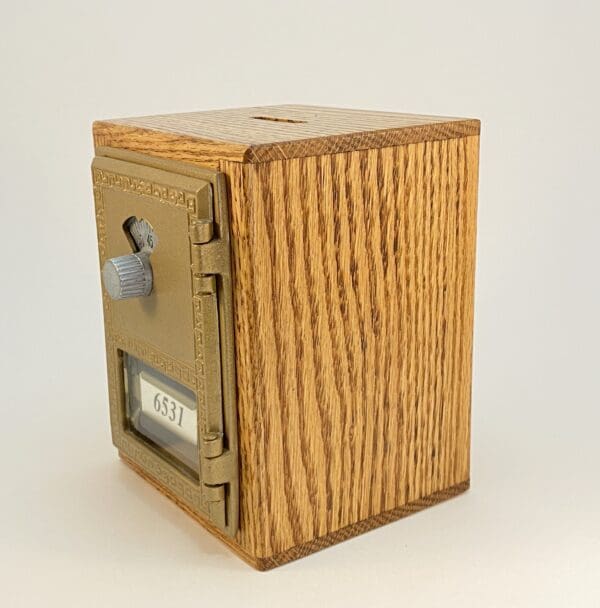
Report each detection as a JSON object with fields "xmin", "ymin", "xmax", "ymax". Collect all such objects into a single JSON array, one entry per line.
[{"xmin": 190, "ymin": 181, "xmax": 238, "ymax": 534}]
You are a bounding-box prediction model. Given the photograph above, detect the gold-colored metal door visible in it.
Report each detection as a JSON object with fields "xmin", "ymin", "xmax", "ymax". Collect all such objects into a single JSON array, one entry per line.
[{"xmin": 92, "ymin": 149, "xmax": 239, "ymax": 536}]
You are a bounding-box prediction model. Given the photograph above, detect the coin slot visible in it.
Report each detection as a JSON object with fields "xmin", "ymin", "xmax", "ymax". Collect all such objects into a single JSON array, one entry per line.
[{"xmin": 252, "ymin": 115, "xmax": 306, "ymax": 124}]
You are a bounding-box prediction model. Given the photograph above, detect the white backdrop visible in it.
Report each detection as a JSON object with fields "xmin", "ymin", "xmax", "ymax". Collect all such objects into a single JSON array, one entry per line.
[{"xmin": 1, "ymin": 1, "xmax": 598, "ymax": 606}]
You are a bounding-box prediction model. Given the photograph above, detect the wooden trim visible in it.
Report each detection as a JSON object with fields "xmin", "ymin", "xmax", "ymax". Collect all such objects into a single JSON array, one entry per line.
[
  {"xmin": 93, "ymin": 122, "xmax": 248, "ymax": 168},
  {"xmin": 244, "ymin": 120, "xmax": 480, "ymax": 163},
  {"xmin": 120, "ymin": 452, "xmax": 469, "ymax": 571},
  {"xmin": 93, "ymin": 105, "xmax": 480, "ymax": 165}
]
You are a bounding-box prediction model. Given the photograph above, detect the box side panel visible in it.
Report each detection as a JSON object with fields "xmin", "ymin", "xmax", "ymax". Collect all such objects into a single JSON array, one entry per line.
[{"xmin": 222, "ymin": 135, "xmax": 479, "ymax": 558}]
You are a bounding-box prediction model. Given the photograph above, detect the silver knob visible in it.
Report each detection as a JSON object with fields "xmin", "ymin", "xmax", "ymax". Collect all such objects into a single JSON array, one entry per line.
[{"xmin": 102, "ymin": 253, "xmax": 153, "ymax": 300}]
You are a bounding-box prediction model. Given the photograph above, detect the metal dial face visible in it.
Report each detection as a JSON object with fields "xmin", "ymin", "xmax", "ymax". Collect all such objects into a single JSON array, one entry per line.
[{"xmin": 124, "ymin": 216, "xmax": 158, "ymax": 253}]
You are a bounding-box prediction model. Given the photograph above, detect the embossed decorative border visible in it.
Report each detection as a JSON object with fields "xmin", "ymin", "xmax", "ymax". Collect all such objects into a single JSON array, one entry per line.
[{"xmin": 93, "ymin": 166, "xmax": 198, "ymax": 211}]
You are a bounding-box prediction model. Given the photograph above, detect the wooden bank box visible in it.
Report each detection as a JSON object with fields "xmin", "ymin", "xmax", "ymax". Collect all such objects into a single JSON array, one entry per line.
[{"xmin": 92, "ymin": 105, "xmax": 480, "ymax": 569}]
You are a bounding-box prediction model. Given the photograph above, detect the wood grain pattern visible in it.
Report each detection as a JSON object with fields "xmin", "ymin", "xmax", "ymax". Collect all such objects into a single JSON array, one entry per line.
[
  {"xmin": 220, "ymin": 135, "xmax": 479, "ymax": 559},
  {"xmin": 94, "ymin": 105, "xmax": 480, "ymax": 165}
]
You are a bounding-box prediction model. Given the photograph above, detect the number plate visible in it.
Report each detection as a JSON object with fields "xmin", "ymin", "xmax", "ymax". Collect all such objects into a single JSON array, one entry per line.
[
  {"xmin": 139, "ymin": 374, "xmax": 197, "ymax": 446},
  {"xmin": 124, "ymin": 353, "xmax": 199, "ymax": 475}
]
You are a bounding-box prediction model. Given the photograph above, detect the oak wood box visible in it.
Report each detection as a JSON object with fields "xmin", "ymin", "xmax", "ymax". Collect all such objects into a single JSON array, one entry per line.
[{"xmin": 92, "ymin": 105, "xmax": 480, "ymax": 570}]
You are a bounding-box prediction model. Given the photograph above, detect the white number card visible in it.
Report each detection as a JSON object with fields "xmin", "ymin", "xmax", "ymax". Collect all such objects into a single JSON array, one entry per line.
[{"xmin": 140, "ymin": 375, "xmax": 197, "ymax": 445}]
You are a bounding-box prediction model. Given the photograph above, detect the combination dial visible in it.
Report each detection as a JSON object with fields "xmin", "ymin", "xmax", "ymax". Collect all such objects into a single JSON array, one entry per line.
[{"xmin": 102, "ymin": 217, "xmax": 158, "ymax": 301}]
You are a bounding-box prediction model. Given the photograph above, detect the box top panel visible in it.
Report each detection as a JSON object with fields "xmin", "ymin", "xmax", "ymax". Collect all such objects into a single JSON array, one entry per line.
[{"xmin": 94, "ymin": 105, "xmax": 480, "ymax": 166}]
